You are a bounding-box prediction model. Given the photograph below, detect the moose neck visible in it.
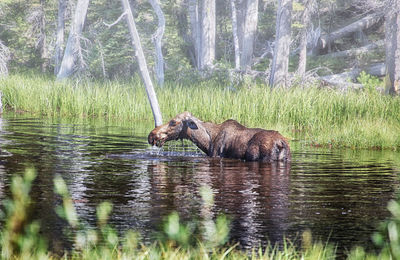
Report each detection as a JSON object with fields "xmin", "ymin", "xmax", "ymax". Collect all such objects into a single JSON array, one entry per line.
[{"xmin": 184, "ymin": 120, "xmax": 220, "ymax": 156}]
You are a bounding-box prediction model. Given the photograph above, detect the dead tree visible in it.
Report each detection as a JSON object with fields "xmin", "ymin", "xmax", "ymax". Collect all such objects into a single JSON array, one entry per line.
[
  {"xmin": 297, "ymin": 0, "xmax": 314, "ymax": 78},
  {"xmin": 188, "ymin": 0, "xmax": 216, "ymax": 70},
  {"xmin": 0, "ymin": 41, "xmax": 10, "ymax": 77},
  {"xmin": 320, "ymin": 40, "xmax": 384, "ymax": 59},
  {"xmin": 149, "ymin": 0, "xmax": 165, "ymax": 87},
  {"xmin": 56, "ymin": 0, "xmax": 90, "ymax": 80},
  {"xmin": 230, "ymin": 0, "xmax": 240, "ymax": 70},
  {"xmin": 269, "ymin": 0, "xmax": 293, "ymax": 87},
  {"xmin": 384, "ymin": 0, "xmax": 400, "ymax": 95},
  {"xmin": 318, "ymin": 12, "xmax": 383, "ymax": 53},
  {"xmin": 120, "ymin": 0, "xmax": 163, "ymax": 127},
  {"xmin": 55, "ymin": 0, "xmax": 67, "ymax": 75},
  {"xmin": 240, "ymin": 0, "xmax": 258, "ymax": 70}
]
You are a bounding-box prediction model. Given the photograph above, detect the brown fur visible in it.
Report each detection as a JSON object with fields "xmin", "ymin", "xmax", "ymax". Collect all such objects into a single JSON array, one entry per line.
[{"xmin": 148, "ymin": 112, "xmax": 291, "ymax": 162}]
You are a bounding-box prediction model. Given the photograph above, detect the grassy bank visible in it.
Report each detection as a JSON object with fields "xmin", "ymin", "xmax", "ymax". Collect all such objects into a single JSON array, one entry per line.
[{"xmin": 1, "ymin": 73, "xmax": 400, "ymax": 149}]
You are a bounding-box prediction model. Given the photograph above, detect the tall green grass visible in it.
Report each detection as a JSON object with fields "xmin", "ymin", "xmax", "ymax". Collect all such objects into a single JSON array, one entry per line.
[{"xmin": 1, "ymin": 73, "xmax": 400, "ymax": 149}]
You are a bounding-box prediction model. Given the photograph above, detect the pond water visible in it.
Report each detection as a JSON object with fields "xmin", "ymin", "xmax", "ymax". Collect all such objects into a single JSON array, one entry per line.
[{"xmin": 0, "ymin": 114, "xmax": 399, "ymax": 254}]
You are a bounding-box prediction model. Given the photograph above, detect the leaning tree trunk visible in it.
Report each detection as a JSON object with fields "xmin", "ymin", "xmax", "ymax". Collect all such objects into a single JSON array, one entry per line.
[
  {"xmin": 149, "ymin": 0, "xmax": 165, "ymax": 86},
  {"xmin": 269, "ymin": 0, "xmax": 293, "ymax": 87},
  {"xmin": 199, "ymin": 0, "xmax": 216, "ymax": 70},
  {"xmin": 55, "ymin": 0, "xmax": 67, "ymax": 75},
  {"xmin": 318, "ymin": 12, "xmax": 383, "ymax": 53},
  {"xmin": 385, "ymin": 0, "xmax": 400, "ymax": 95},
  {"xmin": 297, "ymin": 0, "xmax": 313, "ymax": 78},
  {"xmin": 240, "ymin": 0, "xmax": 258, "ymax": 70},
  {"xmin": 120, "ymin": 0, "xmax": 163, "ymax": 127},
  {"xmin": 230, "ymin": 0, "xmax": 240, "ymax": 70},
  {"xmin": 56, "ymin": 0, "xmax": 89, "ymax": 80}
]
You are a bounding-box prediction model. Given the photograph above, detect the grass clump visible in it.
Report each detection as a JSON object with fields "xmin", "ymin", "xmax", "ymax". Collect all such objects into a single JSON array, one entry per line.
[{"xmin": 1, "ymin": 73, "xmax": 400, "ymax": 149}]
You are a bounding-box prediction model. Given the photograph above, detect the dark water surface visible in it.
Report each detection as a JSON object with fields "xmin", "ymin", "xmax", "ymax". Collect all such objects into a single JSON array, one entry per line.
[{"xmin": 0, "ymin": 115, "xmax": 399, "ymax": 254}]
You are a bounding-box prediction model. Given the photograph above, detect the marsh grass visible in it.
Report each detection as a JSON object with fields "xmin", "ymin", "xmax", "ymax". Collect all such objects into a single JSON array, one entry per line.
[{"xmin": 1, "ymin": 74, "xmax": 400, "ymax": 149}]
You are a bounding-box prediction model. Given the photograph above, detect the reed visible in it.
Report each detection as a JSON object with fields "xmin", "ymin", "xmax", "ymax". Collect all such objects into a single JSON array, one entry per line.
[{"xmin": 1, "ymin": 73, "xmax": 399, "ymax": 149}]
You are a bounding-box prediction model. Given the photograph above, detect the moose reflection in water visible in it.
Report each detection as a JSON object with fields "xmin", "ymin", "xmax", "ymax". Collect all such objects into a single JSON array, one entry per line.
[
  {"xmin": 147, "ymin": 158, "xmax": 291, "ymax": 248},
  {"xmin": 148, "ymin": 112, "xmax": 291, "ymax": 162}
]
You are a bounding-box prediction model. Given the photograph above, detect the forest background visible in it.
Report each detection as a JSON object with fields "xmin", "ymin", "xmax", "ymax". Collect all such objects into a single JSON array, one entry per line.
[{"xmin": 0, "ymin": 0, "xmax": 399, "ymax": 91}]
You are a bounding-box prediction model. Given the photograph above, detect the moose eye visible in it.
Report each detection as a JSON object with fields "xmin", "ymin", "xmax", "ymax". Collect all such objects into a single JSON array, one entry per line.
[{"xmin": 169, "ymin": 120, "xmax": 177, "ymax": 127}]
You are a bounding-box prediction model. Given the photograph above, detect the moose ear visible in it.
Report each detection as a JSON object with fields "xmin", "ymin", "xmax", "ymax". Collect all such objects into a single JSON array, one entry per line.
[{"xmin": 186, "ymin": 120, "xmax": 198, "ymax": 130}]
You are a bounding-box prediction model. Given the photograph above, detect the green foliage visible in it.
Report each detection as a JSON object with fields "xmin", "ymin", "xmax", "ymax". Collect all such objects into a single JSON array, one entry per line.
[
  {"xmin": 0, "ymin": 168, "xmax": 48, "ymax": 259},
  {"xmin": 357, "ymin": 71, "xmax": 384, "ymax": 95}
]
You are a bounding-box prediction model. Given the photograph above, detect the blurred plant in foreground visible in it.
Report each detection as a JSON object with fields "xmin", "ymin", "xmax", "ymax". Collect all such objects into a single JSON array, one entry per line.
[{"xmin": 0, "ymin": 169, "xmax": 343, "ymax": 259}]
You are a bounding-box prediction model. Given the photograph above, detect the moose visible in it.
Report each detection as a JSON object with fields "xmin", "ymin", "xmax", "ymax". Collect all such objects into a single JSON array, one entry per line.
[{"xmin": 148, "ymin": 112, "xmax": 291, "ymax": 162}]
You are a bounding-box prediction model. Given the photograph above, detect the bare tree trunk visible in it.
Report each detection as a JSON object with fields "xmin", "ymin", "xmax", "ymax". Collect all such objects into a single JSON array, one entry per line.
[
  {"xmin": 56, "ymin": 0, "xmax": 89, "ymax": 80},
  {"xmin": 39, "ymin": 0, "xmax": 49, "ymax": 72},
  {"xmin": 0, "ymin": 91, "xmax": 2, "ymax": 115},
  {"xmin": 0, "ymin": 41, "xmax": 10, "ymax": 77},
  {"xmin": 269, "ymin": 0, "xmax": 292, "ymax": 87},
  {"xmin": 297, "ymin": 0, "xmax": 313, "ymax": 78},
  {"xmin": 240, "ymin": 0, "xmax": 258, "ymax": 70},
  {"xmin": 199, "ymin": 0, "xmax": 216, "ymax": 69},
  {"xmin": 385, "ymin": 0, "xmax": 400, "ymax": 95},
  {"xmin": 321, "ymin": 40, "xmax": 384, "ymax": 59},
  {"xmin": 318, "ymin": 12, "xmax": 383, "ymax": 52},
  {"xmin": 188, "ymin": 0, "xmax": 200, "ymax": 68},
  {"xmin": 120, "ymin": 0, "xmax": 163, "ymax": 127},
  {"xmin": 55, "ymin": 0, "xmax": 67, "ymax": 75},
  {"xmin": 149, "ymin": 0, "xmax": 165, "ymax": 86},
  {"xmin": 230, "ymin": 0, "xmax": 240, "ymax": 70}
]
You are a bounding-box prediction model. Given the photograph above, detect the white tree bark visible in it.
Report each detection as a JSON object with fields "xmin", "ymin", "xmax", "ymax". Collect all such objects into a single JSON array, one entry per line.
[
  {"xmin": 188, "ymin": 0, "xmax": 200, "ymax": 68},
  {"xmin": 230, "ymin": 0, "xmax": 240, "ymax": 70},
  {"xmin": 0, "ymin": 41, "xmax": 10, "ymax": 77},
  {"xmin": 39, "ymin": 0, "xmax": 48, "ymax": 72},
  {"xmin": 318, "ymin": 12, "xmax": 383, "ymax": 52},
  {"xmin": 385, "ymin": 0, "xmax": 400, "ymax": 95},
  {"xmin": 56, "ymin": 0, "xmax": 90, "ymax": 80},
  {"xmin": 269, "ymin": 0, "xmax": 293, "ymax": 87},
  {"xmin": 120, "ymin": 0, "xmax": 163, "ymax": 127},
  {"xmin": 199, "ymin": 0, "xmax": 216, "ymax": 69},
  {"xmin": 0, "ymin": 91, "xmax": 2, "ymax": 115},
  {"xmin": 240, "ymin": 0, "xmax": 258, "ymax": 70},
  {"xmin": 297, "ymin": 0, "xmax": 313, "ymax": 77},
  {"xmin": 55, "ymin": 0, "xmax": 67, "ymax": 75},
  {"xmin": 149, "ymin": 0, "xmax": 165, "ymax": 86}
]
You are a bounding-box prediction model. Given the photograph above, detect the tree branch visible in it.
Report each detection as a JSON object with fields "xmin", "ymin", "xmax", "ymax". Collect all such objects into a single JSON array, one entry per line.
[{"xmin": 103, "ymin": 11, "xmax": 127, "ymax": 28}]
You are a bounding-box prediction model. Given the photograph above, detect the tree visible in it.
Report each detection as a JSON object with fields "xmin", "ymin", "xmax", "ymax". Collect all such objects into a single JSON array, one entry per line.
[
  {"xmin": 56, "ymin": 0, "xmax": 90, "ymax": 80},
  {"xmin": 54, "ymin": 0, "xmax": 67, "ymax": 75},
  {"xmin": 120, "ymin": 0, "xmax": 163, "ymax": 127},
  {"xmin": 230, "ymin": 0, "xmax": 240, "ymax": 70},
  {"xmin": 0, "ymin": 40, "xmax": 10, "ymax": 77},
  {"xmin": 240, "ymin": 0, "xmax": 258, "ymax": 70},
  {"xmin": 188, "ymin": 0, "xmax": 216, "ymax": 70},
  {"xmin": 149, "ymin": 0, "xmax": 165, "ymax": 86},
  {"xmin": 384, "ymin": 0, "xmax": 400, "ymax": 95},
  {"xmin": 269, "ymin": 0, "xmax": 293, "ymax": 87},
  {"xmin": 296, "ymin": 0, "xmax": 313, "ymax": 78}
]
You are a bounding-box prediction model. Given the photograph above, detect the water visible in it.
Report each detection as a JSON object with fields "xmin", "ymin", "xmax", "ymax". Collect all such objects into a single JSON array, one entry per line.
[{"xmin": 0, "ymin": 115, "xmax": 399, "ymax": 254}]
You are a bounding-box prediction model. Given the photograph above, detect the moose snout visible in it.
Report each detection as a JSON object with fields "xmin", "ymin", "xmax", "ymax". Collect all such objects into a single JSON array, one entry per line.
[{"xmin": 148, "ymin": 131, "xmax": 157, "ymax": 146}]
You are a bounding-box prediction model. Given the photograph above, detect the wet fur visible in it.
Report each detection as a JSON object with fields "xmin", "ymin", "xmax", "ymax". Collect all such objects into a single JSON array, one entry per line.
[{"xmin": 148, "ymin": 112, "xmax": 291, "ymax": 162}]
